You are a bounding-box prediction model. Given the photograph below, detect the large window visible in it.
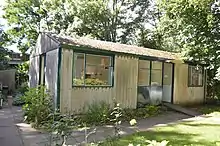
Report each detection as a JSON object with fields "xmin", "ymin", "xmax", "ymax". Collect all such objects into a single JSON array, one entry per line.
[
  {"xmin": 73, "ymin": 52, "xmax": 113, "ymax": 86},
  {"xmin": 188, "ymin": 65, "xmax": 203, "ymax": 87}
]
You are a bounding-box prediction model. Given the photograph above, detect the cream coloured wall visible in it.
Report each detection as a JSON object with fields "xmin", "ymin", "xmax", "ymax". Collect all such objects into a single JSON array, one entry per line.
[
  {"xmin": 60, "ymin": 48, "xmax": 138, "ymax": 113},
  {"xmin": 173, "ymin": 63, "xmax": 205, "ymax": 105}
]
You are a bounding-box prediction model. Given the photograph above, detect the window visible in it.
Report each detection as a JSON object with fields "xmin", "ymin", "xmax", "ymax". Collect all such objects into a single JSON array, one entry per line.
[
  {"xmin": 138, "ymin": 60, "xmax": 150, "ymax": 86},
  {"xmin": 73, "ymin": 52, "xmax": 113, "ymax": 86},
  {"xmin": 188, "ymin": 65, "xmax": 203, "ymax": 87},
  {"xmin": 151, "ymin": 61, "xmax": 162, "ymax": 86}
]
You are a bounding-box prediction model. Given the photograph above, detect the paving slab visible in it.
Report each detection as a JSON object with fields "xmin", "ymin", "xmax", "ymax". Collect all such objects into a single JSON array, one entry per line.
[{"xmin": 0, "ymin": 106, "xmax": 23, "ymax": 146}]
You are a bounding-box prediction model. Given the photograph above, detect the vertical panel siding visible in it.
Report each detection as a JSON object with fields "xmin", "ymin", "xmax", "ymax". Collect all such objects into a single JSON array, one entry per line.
[
  {"xmin": 60, "ymin": 49, "xmax": 138, "ymax": 113},
  {"xmin": 173, "ymin": 63, "xmax": 204, "ymax": 105},
  {"xmin": 114, "ymin": 55, "xmax": 138, "ymax": 108},
  {"xmin": 71, "ymin": 87, "xmax": 114, "ymax": 112},
  {"xmin": 60, "ymin": 49, "xmax": 73, "ymax": 113}
]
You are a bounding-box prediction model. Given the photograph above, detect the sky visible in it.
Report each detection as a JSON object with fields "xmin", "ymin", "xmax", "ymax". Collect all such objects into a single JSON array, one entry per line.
[{"xmin": 0, "ymin": 0, "xmax": 21, "ymax": 53}]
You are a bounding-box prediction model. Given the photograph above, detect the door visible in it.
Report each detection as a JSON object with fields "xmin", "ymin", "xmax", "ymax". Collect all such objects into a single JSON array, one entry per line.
[{"xmin": 162, "ymin": 63, "xmax": 173, "ymax": 102}]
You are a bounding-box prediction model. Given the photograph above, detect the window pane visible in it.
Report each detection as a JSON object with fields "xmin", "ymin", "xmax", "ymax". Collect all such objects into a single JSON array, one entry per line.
[
  {"xmin": 73, "ymin": 53, "xmax": 85, "ymax": 85},
  {"xmin": 138, "ymin": 60, "xmax": 150, "ymax": 86},
  {"xmin": 151, "ymin": 61, "xmax": 162, "ymax": 86},
  {"xmin": 151, "ymin": 70, "xmax": 162, "ymax": 86},
  {"xmin": 188, "ymin": 65, "xmax": 203, "ymax": 86},
  {"xmin": 138, "ymin": 69, "xmax": 150, "ymax": 86},
  {"xmin": 139, "ymin": 60, "xmax": 150, "ymax": 69},
  {"xmin": 85, "ymin": 54, "xmax": 112, "ymax": 85}
]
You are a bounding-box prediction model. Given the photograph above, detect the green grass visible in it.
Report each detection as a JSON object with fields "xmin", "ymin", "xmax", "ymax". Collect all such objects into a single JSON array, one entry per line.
[
  {"xmin": 198, "ymin": 105, "xmax": 220, "ymax": 114},
  {"xmin": 102, "ymin": 112, "xmax": 220, "ymax": 146}
]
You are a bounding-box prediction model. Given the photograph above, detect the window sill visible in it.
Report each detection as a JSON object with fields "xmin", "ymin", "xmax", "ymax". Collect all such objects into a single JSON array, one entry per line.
[
  {"xmin": 72, "ymin": 85, "xmax": 113, "ymax": 88},
  {"xmin": 188, "ymin": 85, "xmax": 203, "ymax": 87}
]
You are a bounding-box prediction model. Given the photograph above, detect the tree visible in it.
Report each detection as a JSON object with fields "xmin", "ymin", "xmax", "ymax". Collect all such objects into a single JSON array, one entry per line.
[
  {"xmin": 157, "ymin": 0, "xmax": 220, "ymax": 98},
  {"xmin": 3, "ymin": 0, "xmax": 152, "ymax": 53},
  {"xmin": 0, "ymin": 26, "xmax": 10, "ymax": 70}
]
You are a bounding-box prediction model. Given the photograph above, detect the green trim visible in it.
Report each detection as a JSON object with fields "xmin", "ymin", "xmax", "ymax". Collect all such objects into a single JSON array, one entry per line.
[{"xmin": 56, "ymin": 47, "xmax": 62, "ymax": 110}]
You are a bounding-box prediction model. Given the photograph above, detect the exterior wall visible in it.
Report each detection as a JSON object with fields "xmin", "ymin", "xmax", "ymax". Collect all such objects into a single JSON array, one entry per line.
[
  {"xmin": 45, "ymin": 49, "xmax": 59, "ymax": 108},
  {"xmin": 60, "ymin": 48, "xmax": 138, "ymax": 113},
  {"xmin": 31, "ymin": 33, "xmax": 59, "ymax": 57},
  {"xmin": 173, "ymin": 63, "xmax": 205, "ymax": 105},
  {"xmin": 0, "ymin": 69, "xmax": 16, "ymax": 92},
  {"xmin": 29, "ymin": 56, "xmax": 40, "ymax": 87}
]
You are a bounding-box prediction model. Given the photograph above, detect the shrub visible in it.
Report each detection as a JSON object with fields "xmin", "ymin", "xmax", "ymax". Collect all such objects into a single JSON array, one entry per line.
[
  {"xmin": 82, "ymin": 101, "xmax": 111, "ymax": 126},
  {"xmin": 22, "ymin": 85, "xmax": 53, "ymax": 127},
  {"xmin": 17, "ymin": 82, "xmax": 29, "ymax": 94},
  {"xmin": 122, "ymin": 105, "xmax": 161, "ymax": 121},
  {"xmin": 13, "ymin": 93, "xmax": 25, "ymax": 106}
]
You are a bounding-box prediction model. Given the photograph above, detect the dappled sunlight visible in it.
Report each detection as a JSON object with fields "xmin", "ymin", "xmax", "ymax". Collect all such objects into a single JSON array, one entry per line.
[{"xmin": 109, "ymin": 113, "xmax": 220, "ymax": 146}]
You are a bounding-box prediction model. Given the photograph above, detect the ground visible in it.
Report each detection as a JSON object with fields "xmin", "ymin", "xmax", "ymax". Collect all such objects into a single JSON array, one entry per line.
[
  {"xmin": 104, "ymin": 106, "xmax": 220, "ymax": 146},
  {"xmin": 0, "ymin": 105, "xmax": 220, "ymax": 146}
]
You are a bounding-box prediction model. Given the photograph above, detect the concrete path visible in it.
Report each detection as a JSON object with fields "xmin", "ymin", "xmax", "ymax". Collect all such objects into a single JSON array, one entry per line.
[
  {"xmin": 0, "ymin": 106, "xmax": 23, "ymax": 146},
  {"xmin": 0, "ymin": 106, "xmax": 198, "ymax": 146},
  {"xmin": 12, "ymin": 106, "xmax": 190, "ymax": 146},
  {"xmin": 163, "ymin": 103, "xmax": 201, "ymax": 116}
]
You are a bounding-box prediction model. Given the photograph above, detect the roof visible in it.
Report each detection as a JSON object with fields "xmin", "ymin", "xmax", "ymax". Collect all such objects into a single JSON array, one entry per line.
[{"xmin": 48, "ymin": 33, "xmax": 181, "ymax": 60}]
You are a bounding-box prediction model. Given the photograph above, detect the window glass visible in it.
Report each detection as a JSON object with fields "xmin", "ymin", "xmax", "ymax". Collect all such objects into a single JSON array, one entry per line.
[
  {"xmin": 73, "ymin": 53, "xmax": 85, "ymax": 85},
  {"xmin": 73, "ymin": 53, "xmax": 113, "ymax": 86},
  {"xmin": 151, "ymin": 61, "xmax": 162, "ymax": 86},
  {"xmin": 188, "ymin": 65, "xmax": 203, "ymax": 87},
  {"xmin": 138, "ymin": 60, "xmax": 150, "ymax": 86}
]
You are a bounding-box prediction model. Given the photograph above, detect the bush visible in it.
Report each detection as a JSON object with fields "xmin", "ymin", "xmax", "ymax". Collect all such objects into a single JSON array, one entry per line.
[
  {"xmin": 13, "ymin": 93, "xmax": 25, "ymax": 106},
  {"xmin": 17, "ymin": 82, "xmax": 29, "ymax": 94},
  {"xmin": 122, "ymin": 105, "xmax": 161, "ymax": 121},
  {"xmin": 81, "ymin": 102, "xmax": 111, "ymax": 126},
  {"xmin": 22, "ymin": 85, "xmax": 53, "ymax": 127}
]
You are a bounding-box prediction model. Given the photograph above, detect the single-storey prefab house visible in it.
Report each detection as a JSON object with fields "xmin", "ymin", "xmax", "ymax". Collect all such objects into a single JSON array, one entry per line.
[{"xmin": 29, "ymin": 33, "xmax": 207, "ymax": 113}]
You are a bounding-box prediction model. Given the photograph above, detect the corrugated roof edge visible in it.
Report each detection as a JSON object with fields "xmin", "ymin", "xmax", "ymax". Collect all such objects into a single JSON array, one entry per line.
[{"xmin": 43, "ymin": 32, "xmax": 181, "ymax": 60}]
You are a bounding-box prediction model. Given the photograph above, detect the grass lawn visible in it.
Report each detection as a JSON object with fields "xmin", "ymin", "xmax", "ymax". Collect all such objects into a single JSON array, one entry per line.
[{"xmin": 102, "ymin": 111, "xmax": 220, "ymax": 146}]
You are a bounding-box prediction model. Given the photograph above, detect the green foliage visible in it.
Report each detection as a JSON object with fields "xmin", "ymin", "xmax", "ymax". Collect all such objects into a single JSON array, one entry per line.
[
  {"xmin": 46, "ymin": 112, "xmax": 76, "ymax": 145},
  {"xmin": 82, "ymin": 102, "xmax": 111, "ymax": 126},
  {"xmin": 2, "ymin": 0, "xmax": 153, "ymax": 53},
  {"xmin": 13, "ymin": 94, "xmax": 25, "ymax": 106},
  {"xmin": 22, "ymin": 85, "xmax": 53, "ymax": 127},
  {"xmin": 0, "ymin": 26, "xmax": 10, "ymax": 70},
  {"xmin": 16, "ymin": 61, "xmax": 29, "ymax": 86},
  {"xmin": 73, "ymin": 78, "xmax": 108, "ymax": 86},
  {"xmin": 17, "ymin": 82, "xmax": 29, "ymax": 94},
  {"xmin": 110, "ymin": 102, "xmax": 123, "ymax": 138},
  {"xmin": 128, "ymin": 140, "xmax": 169, "ymax": 146},
  {"xmin": 122, "ymin": 105, "xmax": 162, "ymax": 121}
]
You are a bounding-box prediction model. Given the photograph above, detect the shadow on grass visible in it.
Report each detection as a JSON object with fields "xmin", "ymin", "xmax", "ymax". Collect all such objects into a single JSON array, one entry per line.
[
  {"xmin": 102, "ymin": 130, "xmax": 214, "ymax": 146},
  {"xmin": 180, "ymin": 123, "xmax": 220, "ymax": 127}
]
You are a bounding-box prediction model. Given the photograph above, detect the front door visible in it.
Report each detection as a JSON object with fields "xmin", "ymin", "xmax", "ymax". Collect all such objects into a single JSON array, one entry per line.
[{"xmin": 162, "ymin": 63, "xmax": 173, "ymax": 103}]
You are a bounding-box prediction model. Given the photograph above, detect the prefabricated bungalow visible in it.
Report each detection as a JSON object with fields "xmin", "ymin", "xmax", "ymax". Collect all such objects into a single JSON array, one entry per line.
[{"xmin": 29, "ymin": 33, "xmax": 207, "ymax": 113}]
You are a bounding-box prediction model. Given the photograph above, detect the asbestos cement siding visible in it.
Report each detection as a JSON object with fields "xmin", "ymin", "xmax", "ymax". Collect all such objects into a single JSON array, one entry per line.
[
  {"xmin": 173, "ymin": 63, "xmax": 204, "ymax": 105},
  {"xmin": 31, "ymin": 33, "xmax": 60, "ymax": 57},
  {"xmin": 114, "ymin": 55, "xmax": 138, "ymax": 108},
  {"xmin": 29, "ymin": 56, "xmax": 40, "ymax": 87},
  {"xmin": 45, "ymin": 49, "xmax": 59, "ymax": 108},
  {"xmin": 71, "ymin": 87, "xmax": 114, "ymax": 113},
  {"xmin": 60, "ymin": 49, "xmax": 138, "ymax": 113},
  {"xmin": 60, "ymin": 48, "xmax": 73, "ymax": 113}
]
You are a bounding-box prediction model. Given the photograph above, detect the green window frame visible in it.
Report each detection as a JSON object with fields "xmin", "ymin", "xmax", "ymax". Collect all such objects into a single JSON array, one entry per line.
[
  {"xmin": 72, "ymin": 52, "xmax": 114, "ymax": 87},
  {"xmin": 188, "ymin": 65, "xmax": 203, "ymax": 87}
]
